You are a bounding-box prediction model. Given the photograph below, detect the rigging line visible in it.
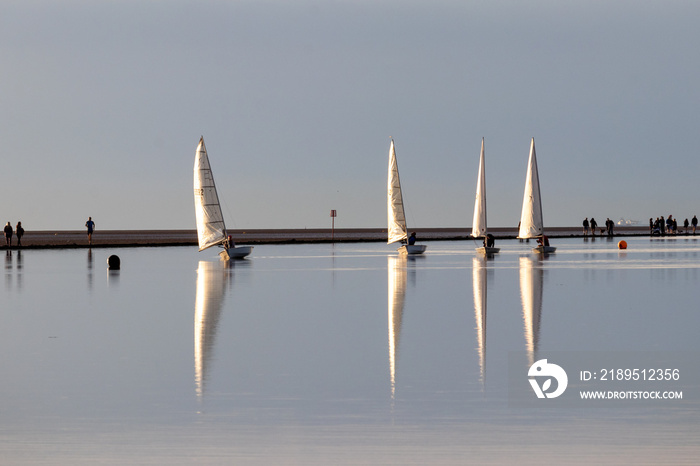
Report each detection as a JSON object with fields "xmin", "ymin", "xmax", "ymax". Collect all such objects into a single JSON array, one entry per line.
[
  {"xmin": 401, "ymin": 189, "xmax": 418, "ymax": 229},
  {"xmin": 220, "ymin": 194, "xmax": 238, "ymax": 229}
]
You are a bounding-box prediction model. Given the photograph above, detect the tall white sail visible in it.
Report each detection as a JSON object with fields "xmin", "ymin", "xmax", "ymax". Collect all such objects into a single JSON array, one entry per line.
[
  {"xmin": 471, "ymin": 138, "xmax": 487, "ymax": 238},
  {"xmin": 194, "ymin": 137, "xmax": 228, "ymax": 251},
  {"xmin": 518, "ymin": 138, "xmax": 544, "ymax": 239},
  {"xmin": 387, "ymin": 139, "xmax": 408, "ymax": 245}
]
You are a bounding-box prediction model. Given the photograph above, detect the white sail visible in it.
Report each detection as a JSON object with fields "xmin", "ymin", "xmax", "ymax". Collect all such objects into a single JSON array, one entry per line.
[
  {"xmin": 194, "ymin": 137, "xmax": 228, "ymax": 251},
  {"xmin": 387, "ymin": 139, "xmax": 408, "ymax": 245},
  {"xmin": 518, "ymin": 138, "xmax": 544, "ymax": 239},
  {"xmin": 471, "ymin": 138, "xmax": 487, "ymax": 238}
]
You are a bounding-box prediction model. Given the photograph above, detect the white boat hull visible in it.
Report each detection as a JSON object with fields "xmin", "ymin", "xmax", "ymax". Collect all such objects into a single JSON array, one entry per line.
[
  {"xmin": 532, "ymin": 246, "xmax": 556, "ymax": 254},
  {"xmin": 398, "ymin": 244, "xmax": 427, "ymax": 255},
  {"xmin": 219, "ymin": 246, "xmax": 253, "ymax": 260},
  {"xmin": 476, "ymin": 247, "xmax": 500, "ymax": 255}
]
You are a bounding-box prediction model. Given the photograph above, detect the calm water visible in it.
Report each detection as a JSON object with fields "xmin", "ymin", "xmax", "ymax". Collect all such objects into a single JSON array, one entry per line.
[{"xmin": 1, "ymin": 237, "xmax": 699, "ymax": 465}]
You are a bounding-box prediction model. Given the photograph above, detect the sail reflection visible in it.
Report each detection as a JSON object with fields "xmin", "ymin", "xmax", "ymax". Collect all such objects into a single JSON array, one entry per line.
[
  {"xmin": 472, "ymin": 256, "xmax": 487, "ymax": 387},
  {"xmin": 519, "ymin": 256, "xmax": 543, "ymax": 367},
  {"xmin": 388, "ymin": 255, "xmax": 407, "ymax": 400},
  {"xmin": 194, "ymin": 260, "xmax": 230, "ymax": 398}
]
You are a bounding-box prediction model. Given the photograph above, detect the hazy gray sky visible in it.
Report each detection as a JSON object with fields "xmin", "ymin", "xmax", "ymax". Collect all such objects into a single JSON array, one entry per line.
[{"xmin": 2, "ymin": 1, "xmax": 699, "ymax": 230}]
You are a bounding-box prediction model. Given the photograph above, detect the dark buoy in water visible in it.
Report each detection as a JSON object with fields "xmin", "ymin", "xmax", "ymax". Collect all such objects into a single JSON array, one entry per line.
[{"xmin": 107, "ymin": 255, "xmax": 121, "ymax": 270}]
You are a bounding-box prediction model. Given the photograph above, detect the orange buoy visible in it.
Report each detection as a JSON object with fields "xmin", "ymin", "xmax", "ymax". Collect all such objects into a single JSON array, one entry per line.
[{"xmin": 618, "ymin": 240, "xmax": 627, "ymax": 249}]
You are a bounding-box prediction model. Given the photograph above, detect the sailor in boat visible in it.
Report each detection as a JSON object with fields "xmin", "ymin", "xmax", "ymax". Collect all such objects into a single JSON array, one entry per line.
[
  {"xmin": 536, "ymin": 234, "xmax": 550, "ymax": 248},
  {"xmin": 484, "ymin": 233, "xmax": 495, "ymax": 249},
  {"xmin": 408, "ymin": 232, "xmax": 417, "ymax": 245},
  {"xmin": 226, "ymin": 235, "xmax": 235, "ymax": 248}
]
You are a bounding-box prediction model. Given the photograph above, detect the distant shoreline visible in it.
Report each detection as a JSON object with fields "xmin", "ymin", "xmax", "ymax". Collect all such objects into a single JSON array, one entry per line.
[{"xmin": 0, "ymin": 225, "xmax": 680, "ymax": 249}]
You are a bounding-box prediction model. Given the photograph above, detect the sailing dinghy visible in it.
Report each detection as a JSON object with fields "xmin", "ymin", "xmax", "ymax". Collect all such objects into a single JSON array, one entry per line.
[
  {"xmin": 387, "ymin": 139, "xmax": 426, "ymax": 255},
  {"xmin": 194, "ymin": 137, "xmax": 252, "ymax": 260},
  {"xmin": 517, "ymin": 138, "xmax": 555, "ymax": 254},
  {"xmin": 471, "ymin": 138, "xmax": 500, "ymax": 255}
]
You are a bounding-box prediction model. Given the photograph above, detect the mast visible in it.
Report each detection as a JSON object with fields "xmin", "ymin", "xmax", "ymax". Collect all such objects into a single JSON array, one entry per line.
[
  {"xmin": 387, "ymin": 138, "xmax": 408, "ymax": 244},
  {"xmin": 517, "ymin": 138, "xmax": 544, "ymax": 239}
]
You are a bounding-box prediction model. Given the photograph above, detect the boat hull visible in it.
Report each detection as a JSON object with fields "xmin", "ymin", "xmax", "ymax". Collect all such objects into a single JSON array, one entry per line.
[
  {"xmin": 476, "ymin": 247, "xmax": 500, "ymax": 255},
  {"xmin": 398, "ymin": 244, "xmax": 427, "ymax": 255},
  {"xmin": 219, "ymin": 246, "xmax": 253, "ymax": 260},
  {"xmin": 532, "ymin": 246, "xmax": 556, "ymax": 254}
]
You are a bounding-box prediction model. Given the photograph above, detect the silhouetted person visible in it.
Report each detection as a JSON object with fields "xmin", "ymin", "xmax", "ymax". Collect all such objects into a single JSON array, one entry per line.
[
  {"xmin": 4, "ymin": 222, "xmax": 12, "ymax": 247},
  {"xmin": 15, "ymin": 222, "xmax": 24, "ymax": 247},
  {"xmin": 408, "ymin": 232, "xmax": 416, "ymax": 245},
  {"xmin": 85, "ymin": 217, "xmax": 95, "ymax": 245}
]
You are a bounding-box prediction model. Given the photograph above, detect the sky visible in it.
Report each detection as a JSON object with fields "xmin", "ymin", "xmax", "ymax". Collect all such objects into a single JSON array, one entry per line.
[{"xmin": 2, "ymin": 0, "xmax": 700, "ymax": 231}]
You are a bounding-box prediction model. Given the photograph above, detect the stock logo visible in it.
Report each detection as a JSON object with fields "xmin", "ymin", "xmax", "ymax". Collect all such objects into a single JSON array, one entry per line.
[{"xmin": 528, "ymin": 359, "xmax": 568, "ymax": 399}]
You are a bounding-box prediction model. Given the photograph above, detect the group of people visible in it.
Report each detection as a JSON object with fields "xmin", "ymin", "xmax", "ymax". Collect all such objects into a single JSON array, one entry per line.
[
  {"xmin": 650, "ymin": 215, "xmax": 697, "ymax": 235},
  {"xmin": 582, "ymin": 215, "xmax": 699, "ymax": 237},
  {"xmin": 2, "ymin": 217, "xmax": 96, "ymax": 248},
  {"xmin": 3, "ymin": 222, "xmax": 24, "ymax": 247},
  {"xmin": 581, "ymin": 217, "xmax": 615, "ymax": 237}
]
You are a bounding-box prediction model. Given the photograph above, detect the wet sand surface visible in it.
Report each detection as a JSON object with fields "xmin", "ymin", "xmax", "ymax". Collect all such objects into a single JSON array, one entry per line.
[{"xmin": 2, "ymin": 226, "xmax": 659, "ymax": 249}]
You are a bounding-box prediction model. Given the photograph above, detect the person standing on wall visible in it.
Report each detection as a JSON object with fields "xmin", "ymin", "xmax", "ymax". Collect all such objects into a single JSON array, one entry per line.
[
  {"xmin": 4, "ymin": 222, "xmax": 13, "ymax": 247},
  {"xmin": 85, "ymin": 217, "xmax": 95, "ymax": 245},
  {"xmin": 15, "ymin": 222, "xmax": 24, "ymax": 247}
]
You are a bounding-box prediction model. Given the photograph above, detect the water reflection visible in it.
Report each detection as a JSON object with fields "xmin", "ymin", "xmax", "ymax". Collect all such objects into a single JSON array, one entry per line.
[
  {"xmin": 87, "ymin": 249, "xmax": 93, "ymax": 290},
  {"xmin": 2, "ymin": 242, "xmax": 700, "ymax": 464},
  {"xmin": 519, "ymin": 256, "xmax": 543, "ymax": 367},
  {"xmin": 15, "ymin": 250, "xmax": 22, "ymax": 290},
  {"xmin": 194, "ymin": 260, "xmax": 230, "ymax": 399},
  {"xmin": 108, "ymin": 268, "xmax": 120, "ymax": 286},
  {"xmin": 5, "ymin": 250, "xmax": 12, "ymax": 289},
  {"xmin": 3, "ymin": 250, "xmax": 23, "ymax": 290},
  {"xmin": 387, "ymin": 255, "xmax": 407, "ymax": 400},
  {"xmin": 472, "ymin": 256, "xmax": 487, "ymax": 388}
]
